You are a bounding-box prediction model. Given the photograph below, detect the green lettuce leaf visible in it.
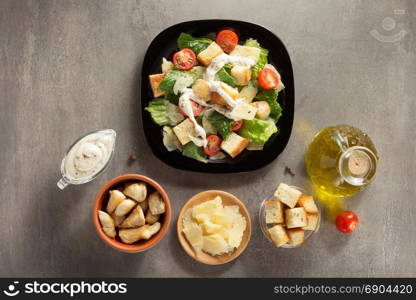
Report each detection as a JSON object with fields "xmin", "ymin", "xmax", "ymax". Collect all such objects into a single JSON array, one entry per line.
[
  {"xmin": 159, "ymin": 70, "xmax": 197, "ymax": 95},
  {"xmin": 207, "ymin": 111, "xmax": 233, "ymax": 139},
  {"xmin": 244, "ymin": 38, "xmax": 261, "ymax": 48},
  {"xmin": 164, "ymin": 91, "xmax": 180, "ymax": 105},
  {"xmin": 239, "ymin": 118, "xmax": 278, "ymax": 143},
  {"xmin": 177, "ymin": 33, "xmax": 212, "ymax": 55},
  {"xmin": 223, "ymin": 63, "xmax": 233, "ymax": 73},
  {"xmin": 182, "ymin": 142, "xmax": 207, "ymax": 163},
  {"xmin": 244, "ymin": 38, "xmax": 268, "ymax": 78},
  {"xmin": 255, "ymin": 88, "xmax": 282, "ymax": 122},
  {"xmin": 145, "ymin": 99, "xmax": 184, "ymax": 126},
  {"xmin": 216, "ymin": 67, "xmax": 236, "ymax": 87}
]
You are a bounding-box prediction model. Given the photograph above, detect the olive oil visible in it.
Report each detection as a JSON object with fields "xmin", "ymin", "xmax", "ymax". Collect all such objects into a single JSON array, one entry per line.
[{"xmin": 305, "ymin": 125, "xmax": 378, "ymax": 198}]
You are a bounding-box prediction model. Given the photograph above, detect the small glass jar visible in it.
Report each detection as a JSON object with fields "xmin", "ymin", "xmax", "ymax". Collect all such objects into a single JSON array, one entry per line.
[
  {"xmin": 57, "ymin": 129, "xmax": 116, "ymax": 190},
  {"xmin": 259, "ymin": 186, "xmax": 321, "ymax": 248}
]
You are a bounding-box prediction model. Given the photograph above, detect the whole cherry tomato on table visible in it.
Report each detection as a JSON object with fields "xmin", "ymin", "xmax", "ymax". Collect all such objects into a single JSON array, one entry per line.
[{"xmin": 336, "ymin": 211, "xmax": 359, "ymax": 233}]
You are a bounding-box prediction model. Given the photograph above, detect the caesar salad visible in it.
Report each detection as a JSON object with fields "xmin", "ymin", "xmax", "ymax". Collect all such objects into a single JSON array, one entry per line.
[{"xmin": 145, "ymin": 29, "xmax": 285, "ymax": 163}]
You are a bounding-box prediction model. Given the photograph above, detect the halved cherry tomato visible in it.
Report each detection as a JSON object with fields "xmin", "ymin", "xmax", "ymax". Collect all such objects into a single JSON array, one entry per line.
[
  {"xmin": 216, "ymin": 30, "xmax": 238, "ymax": 53},
  {"xmin": 336, "ymin": 211, "xmax": 359, "ymax": 233},
  {"xmin": 231, "ymin": 120, "xmax": 243, "ymax": 131},
  {"xmin": 180, "ymin": 100, "xmax": 205, "ymax": 117},
  {"xmin": 173, "ymin": 48, "xmax": 196, "ymax": 70},
  {"xmin": 204, "ymin": 135, "xmax": 222, "ymax": 156},
  {"xmin": 258, "ymin": 68, "xmax": 280, "ymax": 90}
]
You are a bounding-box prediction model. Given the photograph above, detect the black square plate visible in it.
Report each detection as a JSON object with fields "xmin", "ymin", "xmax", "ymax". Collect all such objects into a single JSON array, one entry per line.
[{"xmin": 141, "ymin": 20, "xmax": 294, "ymax": 173}]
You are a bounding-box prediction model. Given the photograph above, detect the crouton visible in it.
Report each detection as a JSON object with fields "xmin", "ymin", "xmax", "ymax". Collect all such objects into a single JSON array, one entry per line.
[
  {"xmin": 251, "ymin": 101, "xmax": 271, "ymax": 120},
  {"xmin": 149, "ymin": 74, "xmax": 166, "ymax": 98},
  {"xmin": 138, "ymin": 198, "xmax": 148, "ymax": 212},
  {"xmin": 120, "ymin": 205, "xmax": 145, "ymax": 228},
  {"xmin": 274, "ymin": 183, "xmax": 302, "ymax": 208},
  {"xmin": 148, "ymin": 191, "xmax": 165, "ymax": 215},
  {"xmin": 231, "ymin": 66, "xmax": 251, "ymax": 86},
  {"xmin": 114, "ymin": 199, "xmax": 137, "ymax": 217},
  {"xmin": 145, "ymin": 209, "xmax": 160, "ymax": 224},
  {"xmin": 239, "ymin": 86, "xmax": 258, "ymax": 103},
  {"xmin": 297, "ymin": 194, "xmax": 319, "ymax": 214},
  {"xmin": 265, "ymin": 200, "xmax": 284, "ymax": 224},
  {"xmin": 98, "ymin": 211, "xmax": 116, "ymax": 238},
  {"xmin": 197, "ymin": 42, "xmax": 223, "ymax": 66},
  {"xmin": 210, "ymin": 82, "xmax": 239, "ymax": 106},
  {"xmin": 220, "ymin": 132, "xmax": 249, "ymax": 158},
  {"xmin": 106, "ymin": 190, "xmax": 126, "ymax": 214},
  {"xmin": 192, "ymin": 79, "xmax": 210, "ymax": 100},
  {"xmin": 285, "ymin": 207, "xmax": 307, "ymax": 229},
  {"xmin": 173, "ymin": 118, "xmax": 198, "ymax": 145},
  {"xmin": 123, "ymin": 182, "xmax": 147, "ymax": 202},
  {"xmin": 268, "ymin": 224, "xmax": 289, "ymax": 248},
  {"xmin": 287, "ymin": 228, "xmax": 305, "ymax": 247},
  {"xmin": 302, "ymin": 214, "xmax": 319, "ymax": 231}
]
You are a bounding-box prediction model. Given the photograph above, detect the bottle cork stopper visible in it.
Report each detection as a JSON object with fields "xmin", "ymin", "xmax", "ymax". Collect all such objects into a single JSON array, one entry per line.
[{"xmin": 348, "ymin": 151, "xmax": 370, "ymax": 177}]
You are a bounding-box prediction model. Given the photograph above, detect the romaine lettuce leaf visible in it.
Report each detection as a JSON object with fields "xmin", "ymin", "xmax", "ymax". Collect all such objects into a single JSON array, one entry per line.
[
  {"xmin": 244, "ymin": 38, "xmax": 268, "ymax": 78},
  {"xmin": 177, "ymin": 33, "xmax": 212, "ymax": 55},
  {"xmin": 207, "ymin": 111, "xmax": 233, "ymax": 139},
  {"xmin": 159, "ymin": 70, "xmax": 197, "ymax": 95},
  {"xmin": 216, "ymin": 67, "xmax": 237, "ymax": 87},
  {"xmin": 145, "ymin": 99, "xmax": 184, "ymax": 126},
  {"xmin": 244, "ymin": 38, "xmax": 260, "ymax": 48},
  {"xmin": 223, "ymin": 63, "xmax": 233, "ymax": 73},
  {"xmin": 255, "ymin": 88, "xmax": 282, "ymax": 122},
  {"xmin": 164, "ymin": 91, "xmax": 180, "ymax": 105},
  {"xmin": 182, "ymin": 142, "xmax": 207, "ymax": 163},
  {"xmin": 239, "ymin": 118, "xmax": 278, "ymax": 143},
  {"xmin": 202, "ymin": 110, "xmax": 217, "ymax": 135}
]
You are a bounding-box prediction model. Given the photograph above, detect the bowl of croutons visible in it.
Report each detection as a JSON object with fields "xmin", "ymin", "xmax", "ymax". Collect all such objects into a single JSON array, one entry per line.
[
  {"xmin": 259, "ymin": 183, "xmax": 320, "ymax": 248},
  {"xmin": 93, "ymin": 174, "xmax": 172, "ymax": 253}
]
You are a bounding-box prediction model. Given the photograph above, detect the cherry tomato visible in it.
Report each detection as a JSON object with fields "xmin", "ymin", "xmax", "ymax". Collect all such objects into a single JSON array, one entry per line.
[
  {"xmin": 216, "ymin": 30, "xmax": 238, "ymax": 53},
  {"xmin": 258, "ymin": 68, "xmax": 280, "ymax": 90},
  {"xmin": 180, "ymin": 100, "xmax": 205, "ymax": 117},
  {"xmin": 204, "ymin": 135, "xmax": 222, "ymax": 156},
  {"xmin": 173, "ymin": 48, "xmax": 196, "ymax": 70},
  {"xmin": 231, "ymin": 120, "xmax": 243, "ymax": 131},
  {"xmin": 336, "ymin": 211, "xmax": 359, "ymax": 233}
]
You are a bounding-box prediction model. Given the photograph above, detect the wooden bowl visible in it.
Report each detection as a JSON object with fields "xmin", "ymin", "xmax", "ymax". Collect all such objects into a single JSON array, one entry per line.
[
  {"xmin": 93, "ymin": 174, "xmax": 172, "ymax": 253},
  {"xmin": 177, "ymin": 190, "xmax": 252, "ymax": 265}
]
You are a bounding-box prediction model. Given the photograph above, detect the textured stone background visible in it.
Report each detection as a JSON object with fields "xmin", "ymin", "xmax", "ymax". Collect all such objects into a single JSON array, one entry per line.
[{"xmin": 0, "ymin": 0, "xmax": 415, "ymax": 277}]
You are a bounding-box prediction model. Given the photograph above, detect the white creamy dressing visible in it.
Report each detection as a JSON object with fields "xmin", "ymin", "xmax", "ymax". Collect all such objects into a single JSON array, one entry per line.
[
  {"xmin": 209, "ymin": 81, "xmax": 237, "ymax": 107},
  {"xmin": 178, "ymin": 89, "xmax": 207, "ymax": 147},
  {"xmin": 178, "ymin": 53, "xmax": 256, "ymax": 147},
  {"xmin": 64, "ymin": 129, "xmax": 116, "ymax": 180}
]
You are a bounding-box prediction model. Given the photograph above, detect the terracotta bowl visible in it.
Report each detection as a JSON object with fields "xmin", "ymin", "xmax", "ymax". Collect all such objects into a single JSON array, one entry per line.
[{"xmin": 93, "ymin": 174, "xmax": 172, "ymax": 253}]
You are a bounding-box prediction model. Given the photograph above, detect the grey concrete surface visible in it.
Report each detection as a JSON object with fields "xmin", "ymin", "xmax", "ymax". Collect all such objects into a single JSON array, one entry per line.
[{"xmin": 0, "ymin": 0, "xmax": 415, "ymax": 277}]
